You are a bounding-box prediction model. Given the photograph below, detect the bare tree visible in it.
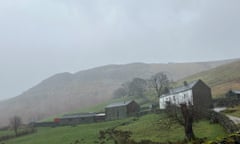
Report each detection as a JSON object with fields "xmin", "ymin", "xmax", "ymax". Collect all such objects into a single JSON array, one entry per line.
[
  {"xmin": 180, "ymin": 104, "xmax": 195, "ymax": 141},
  {"xmin": 151, "ymin": 72, "xmax": 169, "ymax": 103},
  {"xmin": 9, "ymin": 116, "xmax": 22, "ymax": 136},
  {"xmin": 165, "ymin": 103, "xmax": 195, "ymax": 141}
]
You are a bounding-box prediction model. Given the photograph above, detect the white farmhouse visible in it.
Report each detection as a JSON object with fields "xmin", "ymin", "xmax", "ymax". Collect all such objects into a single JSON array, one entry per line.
[{"xmin": 159, "ymin": 80, "xmax": 212, "ymax": 110}]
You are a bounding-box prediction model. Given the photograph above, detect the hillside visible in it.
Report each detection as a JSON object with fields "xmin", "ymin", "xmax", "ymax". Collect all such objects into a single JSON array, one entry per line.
[
  {"xmin": 0, "ymin": 59, "xmax": 236, "ymax": 126},
  {"xmin": 178, "ymin": 60, "xmax": 240, "ymax": 97}
]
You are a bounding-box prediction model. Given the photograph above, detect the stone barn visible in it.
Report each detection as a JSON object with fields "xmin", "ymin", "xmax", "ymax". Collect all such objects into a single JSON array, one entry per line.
[
  {"xmin": 226, "ymin": 90, "xmax": 240, "ymax": 99},
  {"xmin": 159, "ymin": 79, "xmax": 213, "ymax": 110},
  {"xmin": 105, "ymin": 100, "xmax": 140, "ymax": 120}
]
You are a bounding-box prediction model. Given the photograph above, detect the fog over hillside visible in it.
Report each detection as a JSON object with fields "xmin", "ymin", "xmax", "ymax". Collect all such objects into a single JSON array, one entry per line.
[{"xmin": 0, "ymin": 59, "xmax": 236, "ymax": 126}]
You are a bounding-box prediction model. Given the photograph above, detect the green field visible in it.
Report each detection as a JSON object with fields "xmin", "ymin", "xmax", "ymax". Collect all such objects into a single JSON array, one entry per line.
[
  {"xmin": 2, "ymin": 113, "xmax": 226, "ymax": 144},
  {"xmin": 0, "ymin": 129, "xmax": 13, "ymax": 137},
  {"xmin": 118, "ymin": 114, "xmax": 226, "ymax": 142}
]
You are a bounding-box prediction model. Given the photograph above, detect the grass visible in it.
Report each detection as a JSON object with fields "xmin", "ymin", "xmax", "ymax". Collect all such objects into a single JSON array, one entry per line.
[
  {"xmin": 3, "ymin": 119, "xmax": 128, "ymax": 144},
  {"xmin": 117, "ymin": 113, "xmax": 185, "ymax": 142},
  {"xmin": 194, "ymin": 121, "xmax": 226, "ymax": 140},
  {"xmin": 222, "ymin": 105, "xmax": 240, "ymax": 117},
  {"xmin": 0, "ymin": 128, "xmax": 30, "ymax": 137},
  {"xmin": 1, "ymin": 113, "xmax": 226, "ymax": 144},
  {"xmin": 0, "ymin": 129, "xmax": 14, "ymax": 137},
  {"xmin": 118, "ymin": 114, "xmax": 226, "ymax": 142}
]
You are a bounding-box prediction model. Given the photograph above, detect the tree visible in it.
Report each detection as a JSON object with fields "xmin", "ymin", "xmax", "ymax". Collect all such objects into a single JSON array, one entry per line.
[
  {"xmin": 114, "ymin": 78, "xmax": 148, "ymax": 99},
  {"xmin": 180, "ymin": 103, "xmax": 195, "ymax": 141},
  {"xmin": 113, "ymin": 87, "xmax": 128, "ymax": 98},
  {"xmin": 151, "ymin": 72, "xmax": 170, "ymax": 102},
  {"xmin": 128, "ymin": 78, "xmax": 147, "ymax": 97},
  {"xmin": 165, "ymin": 103, "xmax": 195, "ymax": 141},
  {"xmin": 9, "ymin": 116, "xmax": 22, "ymax": 136}
]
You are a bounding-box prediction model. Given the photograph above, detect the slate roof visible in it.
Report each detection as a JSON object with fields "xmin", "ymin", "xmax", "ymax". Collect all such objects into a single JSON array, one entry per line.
[
  {"xmin": 61, "ymin": 113, "xmax": 96, "ymax": 119},
  {"xmin": 105, "ymin": 100, "xmax": 133, "ymax": 108},
  {"xmin": 160, "ymin": 80, "xmax": 200, "ymax": 98}
]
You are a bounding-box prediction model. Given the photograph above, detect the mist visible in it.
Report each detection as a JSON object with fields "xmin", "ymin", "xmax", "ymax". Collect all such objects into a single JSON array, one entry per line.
[{"xmin": 0, "ymin": 0, "xmax": 240, "ymax": 100}]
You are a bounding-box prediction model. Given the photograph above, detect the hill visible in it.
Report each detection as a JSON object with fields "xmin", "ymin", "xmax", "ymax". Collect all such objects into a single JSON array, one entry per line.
[
  {"xmin": 0, "ymin": 59, "xmax": 237, "ymax": 126},
  {"xmin": 178, "ymin": 60, "xmax": 240, "ymax": 97}
]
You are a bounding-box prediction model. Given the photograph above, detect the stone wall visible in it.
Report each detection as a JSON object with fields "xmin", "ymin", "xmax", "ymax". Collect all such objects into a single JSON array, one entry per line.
[{"xmin": 209, "ymin": 110, "xmax": 239, "ymax": 133}]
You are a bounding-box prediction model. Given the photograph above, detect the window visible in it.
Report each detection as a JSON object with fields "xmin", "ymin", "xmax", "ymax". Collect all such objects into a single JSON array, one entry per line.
[{"xmin": 184, "ymin": 94, "xmax": 187, "ymax": 99}]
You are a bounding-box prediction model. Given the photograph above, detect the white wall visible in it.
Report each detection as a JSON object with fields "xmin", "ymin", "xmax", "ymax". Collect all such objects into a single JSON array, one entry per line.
[{"xmin": 159, "ymin": 90, "xmax": 193, "ymax": 109}]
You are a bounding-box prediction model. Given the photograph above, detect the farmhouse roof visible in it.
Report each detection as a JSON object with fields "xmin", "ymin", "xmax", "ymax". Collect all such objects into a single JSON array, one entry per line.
[
  {"xmin": 160, "ymin": 80, "xmax": 200, "ymax": 97},
  {"xmin": 105, "ymin": 100, "xmax": 134, "ymax": 108}
]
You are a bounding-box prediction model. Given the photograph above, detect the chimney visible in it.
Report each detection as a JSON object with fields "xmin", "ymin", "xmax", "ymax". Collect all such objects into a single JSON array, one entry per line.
[{"xmin": 183, "ymin": 81, "xmax": 188, "ymax": 86}]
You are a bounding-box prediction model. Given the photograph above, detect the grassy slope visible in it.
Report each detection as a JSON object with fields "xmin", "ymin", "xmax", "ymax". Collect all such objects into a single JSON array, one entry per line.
[
  {"xmin": 3, "ymin": 121, "xmax": 121, "ymax": 144},
  {"xmin": 0, "ymin": 130, "xmax": 13, "ymax": 137},
  {"xmin": 3, "ymin": 114, "xmax": 226, "ymax": 144},
  {"xmin": 118, "ymin": 114, "xmax": 226, "ymax": 142},
  {"xmin": 177, "ymin": 60, "xmax": 240, "ymax": 98}
]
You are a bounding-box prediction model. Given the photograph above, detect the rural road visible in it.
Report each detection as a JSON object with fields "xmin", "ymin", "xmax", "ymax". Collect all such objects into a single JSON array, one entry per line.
[
  {"xmin": 226, "ymin": 115, "xmax": 240, "ymax": 124},
  {"xmin": 213, "ymin": 107, "xmax": 226, "ymax": 112}
]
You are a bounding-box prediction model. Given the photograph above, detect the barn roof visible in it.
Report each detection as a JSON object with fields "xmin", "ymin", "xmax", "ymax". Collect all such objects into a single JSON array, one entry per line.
[
  {"xmin": 160, "ymin": 80, "xmax": 200, "ymax": 98},
  {"xmin": 61, "ymin": 113, "xmax": 96, "ymax": 119},
  {"xmin": 105, "ymin": 100, "xmax": 134, "ymax": 108}
]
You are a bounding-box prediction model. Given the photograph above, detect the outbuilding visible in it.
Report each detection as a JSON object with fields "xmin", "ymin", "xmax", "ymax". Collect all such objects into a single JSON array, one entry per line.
[
  {"xmin": 105, "ymin": 100, "xmax": 140, "ymax": 120},
  {"xmin": 226, "ymin": 90, "xmax": 240, "ymax": 99}
]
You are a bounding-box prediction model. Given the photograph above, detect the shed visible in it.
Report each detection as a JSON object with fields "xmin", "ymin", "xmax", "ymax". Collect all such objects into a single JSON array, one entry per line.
[
  {"xmin": 226, "ymin": 90, "xmax": 240, "ymax": 99},
  {"xmin": 105, "ymin": 100, "xmax": 140, "ymax": 120}
]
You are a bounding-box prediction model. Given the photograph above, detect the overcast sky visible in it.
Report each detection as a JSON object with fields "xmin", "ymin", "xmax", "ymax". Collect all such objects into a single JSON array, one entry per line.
[{"xmin": 0, "ymin": 0, "xmax": 240, "ymax": 100}]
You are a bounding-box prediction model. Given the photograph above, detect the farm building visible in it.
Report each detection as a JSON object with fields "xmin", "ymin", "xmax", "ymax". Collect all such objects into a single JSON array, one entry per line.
[
  {"xmin": 226, "ymin": 90, "xmax": 240, "ymax": 99},
  {"xmin": 159, "ymin": 79, "xmax": 213, "ymax": 110},
  {"xmin": 105, "ymin": 100, "xmax": 140, "ymax": 120},
  {"xmin": 55, "ymin": 113, "xmax": 105, "ymax": 125}
]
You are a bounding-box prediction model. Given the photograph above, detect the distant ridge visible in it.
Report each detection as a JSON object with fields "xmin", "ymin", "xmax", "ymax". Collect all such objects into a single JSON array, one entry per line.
[{"xmin": 0, "ymin": 58, "xmax": 238, "ymax": 126}]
